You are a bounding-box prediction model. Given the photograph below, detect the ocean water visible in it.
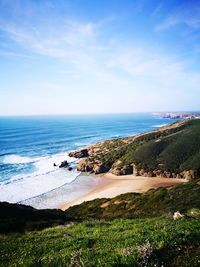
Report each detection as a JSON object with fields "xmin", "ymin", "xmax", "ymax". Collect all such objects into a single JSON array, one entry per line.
[{"xmin": 0, "ymin": 113, "xmax": 174, "ymax": 207}]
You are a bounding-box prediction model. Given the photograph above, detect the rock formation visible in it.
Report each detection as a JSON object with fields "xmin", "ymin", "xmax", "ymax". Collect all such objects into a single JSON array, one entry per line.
[
  {"xmin": 68, "ymin": 149, "xmax": 89, "ymax": 158},
  {"xmin": 59, "ymin": 160, "xmax": 69, "ymax": 168},
  {"xmin": 77, "ymin": 159, "xmax": 110, "ymax": 174},
  {"xmin": 110, "ymin": 165, "xmax": 133, "ymax": 176},
  {"xmin": 68, "ymin": 119, "xmax": 200, "ymax": 179}
]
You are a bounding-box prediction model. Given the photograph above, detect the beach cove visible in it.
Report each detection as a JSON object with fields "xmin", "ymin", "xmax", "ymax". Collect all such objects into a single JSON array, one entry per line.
[
  {"xmin": 0, "ymin": 113, "xmax": 176, "ymax": 208},
  {"xmin": 60, "ymin": 173, "xmax": 186, "ymax": 210}
]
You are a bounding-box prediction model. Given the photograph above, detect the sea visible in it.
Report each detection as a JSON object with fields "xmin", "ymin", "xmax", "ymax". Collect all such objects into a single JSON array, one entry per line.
[{"xmin": 0, "ymin": 113, "xmax": 175, "ymax": 208}]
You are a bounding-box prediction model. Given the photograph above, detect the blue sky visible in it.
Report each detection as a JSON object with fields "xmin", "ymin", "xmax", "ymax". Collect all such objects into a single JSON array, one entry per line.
[{"xmin": 0, "ymin": 0, "xmax": 200, "ymax": 115}]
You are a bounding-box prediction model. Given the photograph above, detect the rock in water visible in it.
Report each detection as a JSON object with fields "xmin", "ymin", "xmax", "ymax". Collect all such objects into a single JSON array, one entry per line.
[{"xmin": 59, "ymin": 161, "xmax": 69, "ymax": 168}]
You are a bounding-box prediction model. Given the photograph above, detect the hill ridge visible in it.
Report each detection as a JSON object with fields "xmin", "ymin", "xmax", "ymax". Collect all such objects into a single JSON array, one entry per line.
[{"xmin": 69, "ymin": 119, "xmax": 200, "ymax": 179}]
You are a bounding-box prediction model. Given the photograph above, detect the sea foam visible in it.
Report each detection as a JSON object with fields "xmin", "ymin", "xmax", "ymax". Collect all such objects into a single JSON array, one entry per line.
[
  {"xmin": 0, "ymin": 153, "xmax": 79, "ymax": 203},
  {"xmin": 153, "ymin": 124, "xmax": 167, "ymax": 128},
  {"xmin": 2, "ymin": 154, "xmax": 38, "ymax": 164}
]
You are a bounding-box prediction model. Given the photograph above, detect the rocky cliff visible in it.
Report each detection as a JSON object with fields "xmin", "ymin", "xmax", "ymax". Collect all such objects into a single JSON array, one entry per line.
[{"xmin": 69, "ymin": 119, "xmax": 200, "ymax": 179}]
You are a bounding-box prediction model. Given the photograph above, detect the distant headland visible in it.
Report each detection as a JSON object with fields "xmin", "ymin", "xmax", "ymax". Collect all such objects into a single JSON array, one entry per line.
[
  {"xmin": 68, "ymin": 118, "xmax": 200, "ymax": 180},
  {"xmin": 153, "ymin": 111, "xmax": 200, "ymax": 119}
]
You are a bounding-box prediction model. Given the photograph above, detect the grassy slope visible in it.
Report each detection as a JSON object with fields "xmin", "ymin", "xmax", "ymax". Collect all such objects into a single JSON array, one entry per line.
[
  {"xmin": 133, "ymin": 119, "xmax": 200, "ymax": 173},
  {"xmin": 65, "ymin": 180, "xmax": 200, "ymax": 220},
  {"xmin": 0, "ymin": 216, "xmax": 199, "ymax": 267},
  {"xmin": 0, "ymin": 202, "xmax": 73, "ymax": 233},
  {"xmin": 92, "ymin": 119, "xmax": 200, "ymax": 175},
  {"xmin": 1, "ymin": 181, "xmax": 199, "ymax": 266},
  {"xmin": 1, "ymin": 180, "xmax": 199, "ymax": 233}
]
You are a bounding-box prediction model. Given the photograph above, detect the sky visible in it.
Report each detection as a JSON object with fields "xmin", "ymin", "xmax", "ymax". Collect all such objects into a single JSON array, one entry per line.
[{"xmin": 0, "ymin": 0, "xmax": 200, "ymax": 115}]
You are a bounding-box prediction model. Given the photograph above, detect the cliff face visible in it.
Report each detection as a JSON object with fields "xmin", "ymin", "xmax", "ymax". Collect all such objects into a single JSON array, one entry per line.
[{"xmin": 69, "ymin": 119, "xmax": 200, "ymax": 179}]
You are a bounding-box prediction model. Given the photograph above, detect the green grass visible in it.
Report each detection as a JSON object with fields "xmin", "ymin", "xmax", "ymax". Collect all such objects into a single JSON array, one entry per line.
[
  {"xmin": 1, "ymin": 180, "xmax": 199, "ymax": 266},
  {"xmin": 1, "ymin": 180, "xmax": 199, "ymax": 233},
  {"xmin": 0, "ymin": 216, "xmax": 199, "ymax": 267}
]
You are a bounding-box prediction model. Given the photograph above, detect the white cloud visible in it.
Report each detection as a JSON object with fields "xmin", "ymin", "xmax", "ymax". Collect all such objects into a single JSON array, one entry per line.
[
  {"xmin": 1, "ymin": 20, "xmax": 97, "ymax": 57},
  {"xmin": 0, "ymin": 1, "xmax": 200, "ymax": 115},
  {"xmin": 106, "ymin": 45, "xmax": 182, "ymax": 79},
  {"xmin": 155, "ymin": 16, "xmax": 180, "ymax": 31},
  {"xmin": 0, "ymin": 50, "xmax": 32, "ymax": 58},
  {"xmin": 155, "ymin": 5, "xmax": 200, "ymax": 31},
  {"xmin": 2, "ymin": 17, "xmax": 200, "ymax": 93}
]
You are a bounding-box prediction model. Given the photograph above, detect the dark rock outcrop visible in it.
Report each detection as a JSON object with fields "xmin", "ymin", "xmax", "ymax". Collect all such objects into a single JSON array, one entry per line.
[
  {"xmin": 68, "ymin": 149, "xmax": 89, "ymax": 158},
  {"xmin": 77, "ymin": 159, "xmax": 110, "ymax": 174},
  {"xmin": 59, "ymin": 161, "xmax": 69, "ymax": 168},
  {"xmin": 93, "ymin": 163, "xmax": 110, "ymax": 174},
  {"xmin": 110, "ymin": 165, "xmax": 133, "ymax": 176},
  {"xmin": 77, "ymin": 159, "xmax": 94, "ymax": 172}
]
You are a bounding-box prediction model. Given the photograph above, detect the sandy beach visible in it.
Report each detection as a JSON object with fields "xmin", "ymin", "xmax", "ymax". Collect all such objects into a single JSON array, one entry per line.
[{"xmin": 61, "ymin": 173, "xmax": 186, "ymax": 210}]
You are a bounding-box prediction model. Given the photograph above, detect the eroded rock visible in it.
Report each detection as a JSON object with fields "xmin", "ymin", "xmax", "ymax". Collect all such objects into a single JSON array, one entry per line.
[
  {"xmin": 68, "ymin": 149, "xmax": 89, "ymax": 158},
  {"xmin": 110, "ymin": 165, "xmax": 133, "ymax": 176},
  {"xmin": 180, "ymin": 170, "xmax": 197, "ymax": 180}
]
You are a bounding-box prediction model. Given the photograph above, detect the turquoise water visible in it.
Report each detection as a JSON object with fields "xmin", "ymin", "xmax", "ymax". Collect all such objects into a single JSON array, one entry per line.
[{"xmin": 0, "ymin": 113, "xmax": 174, "ymax": 204}]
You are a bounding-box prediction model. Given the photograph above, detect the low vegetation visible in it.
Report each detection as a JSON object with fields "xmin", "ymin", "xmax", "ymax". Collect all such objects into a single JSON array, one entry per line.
[
  {"xmin": 0, "ymin": 180, "xmax": 199, "ymax": 266},
  {"xmin": 1, "ymin": 180, "xmax": 199, "ymax": 233},
  {"xmin": 65, "ymin": 180, "xmax": 200, "ymax": 220},
  {"xmin": 0, "ymin": 216, "xmax": 199, "ymax": 267}
]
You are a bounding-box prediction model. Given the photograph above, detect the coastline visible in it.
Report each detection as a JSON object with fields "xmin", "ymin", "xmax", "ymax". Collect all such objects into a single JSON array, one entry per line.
[
  {"xmin": 2, "ymin": 117, "xmax": 198, "ymax": 210},
  {"xmin": 61, "ymin": 173, "xmax": 186, "ymax": 210},
  {"xmin": 20, "ymin": 173, "xmax": 112, "ymax": 209}
]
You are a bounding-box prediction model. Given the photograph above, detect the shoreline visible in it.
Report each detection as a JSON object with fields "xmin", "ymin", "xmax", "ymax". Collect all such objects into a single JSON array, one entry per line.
[
  {"xmin": 60, "ymin": 173, "xmax": 186, "ymax": 210},
  {"xmin": 20, "ymin": 173, "xmax": 112, "ymax": 209}
]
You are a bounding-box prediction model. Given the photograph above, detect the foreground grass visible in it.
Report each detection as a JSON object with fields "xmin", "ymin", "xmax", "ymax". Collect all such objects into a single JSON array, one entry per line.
[{"xmin": 0, "ymin": 216, "xmax": 199, "ymax": 267}]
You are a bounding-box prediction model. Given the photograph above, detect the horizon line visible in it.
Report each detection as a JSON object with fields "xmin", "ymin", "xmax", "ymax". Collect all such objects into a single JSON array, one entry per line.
[{"xmin": 0, "ymin": 110, "xmax": 200, "ymax": 117}]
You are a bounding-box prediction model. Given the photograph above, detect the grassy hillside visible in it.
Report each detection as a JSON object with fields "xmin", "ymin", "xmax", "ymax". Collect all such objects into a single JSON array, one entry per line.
[
  {"xmin": 0, "ymin": 181, "xmax": 199, "ymax": 266},
  {"xmin": 0, "ymin": 216, "xmax": 199, "ymax": 267},
  {"xmin": 65, "ymin": 180, "xmax": 200, "ymax": 220},
  {"xmin": 74, "ymin": 119, "xmax": 200, "ymax": 178},
  {"xmin": 1, "ymin": 180, "xmax": 199, "ymax": 233},
  {"xmin": 0, "ymin": 202, "xmax": 74, "ymax": 233},
  {"xmin": 132, "ymin": 119, "xmax": 200, "ymax": 174}
]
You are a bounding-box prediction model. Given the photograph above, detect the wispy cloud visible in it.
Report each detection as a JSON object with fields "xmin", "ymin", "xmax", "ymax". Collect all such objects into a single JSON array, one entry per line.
[
  {"xmin": 2, "ymin": 16, "xmax": 199, "ymax": 90},
  {"xmin": 151, "ymin": 3, "xmax": 163, "ymax": 18},
  {"xmin": 106, "ymin": 45, "xmax": 183, "ymax": 81},
  {"xmin": 1, "ymin": 0, "xmax": 200, "ymax": 115},
  {"xmin": 0, "ymin": 50, "xmax": 32, "ymax": 58},
  {"xmin": 0, "ymin": 20, "xmax": 97, "ymax": 57},
  {"xmin": 155, "ymin": 5, "xmax": 200, "ymax": 31}
]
